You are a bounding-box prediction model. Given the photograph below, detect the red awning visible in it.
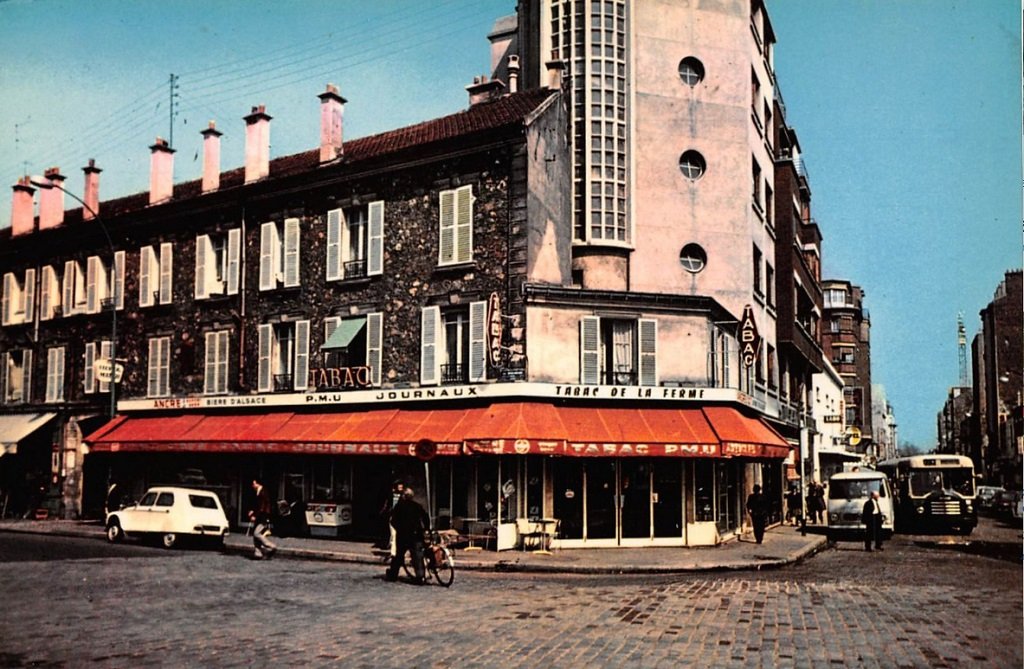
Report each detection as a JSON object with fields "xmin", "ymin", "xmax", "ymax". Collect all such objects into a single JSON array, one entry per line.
[{"xmin": 85, "ymin": 402, "xmax": 791, "ymax": 459}]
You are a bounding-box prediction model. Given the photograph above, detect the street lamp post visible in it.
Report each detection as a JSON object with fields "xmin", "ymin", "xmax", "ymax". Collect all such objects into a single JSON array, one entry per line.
[{"xmin": 29, "ymin": 176, "xmax": 118, "ymax": 418}]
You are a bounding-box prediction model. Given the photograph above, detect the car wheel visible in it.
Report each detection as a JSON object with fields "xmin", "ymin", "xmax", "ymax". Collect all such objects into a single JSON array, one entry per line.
[
  {"xmin": 161, "ymin": 532, "xmax": 178, "ymax": 549},
  {"xmin": 106, "ymin": 519, "xmax": 124, "ymax": 543}
]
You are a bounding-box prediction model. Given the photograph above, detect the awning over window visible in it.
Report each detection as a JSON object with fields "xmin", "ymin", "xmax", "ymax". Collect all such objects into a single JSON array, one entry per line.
[
  {"xmin": 85, "ymin": 402, "xmax": 790, "ymax": 459},
  {"xmin": 0, "ymin": 412, "xmax": 57, "ymax": 456},
  {"xmin": 321, "ymin": 318, "xmax": 366, "ymax": 350}
]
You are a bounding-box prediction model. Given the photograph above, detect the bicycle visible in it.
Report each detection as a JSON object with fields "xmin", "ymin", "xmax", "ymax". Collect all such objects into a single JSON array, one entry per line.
[{"xmin": 403, "ymin": 529, "xmax": 456, "ymax": 587}]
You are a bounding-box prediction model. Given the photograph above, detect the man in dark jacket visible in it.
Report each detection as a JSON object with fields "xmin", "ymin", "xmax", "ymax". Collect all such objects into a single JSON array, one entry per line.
[
  {"xmin": 249, "ymin": 478, "xmax": 277, "ymax": 559},
  {"xmin": 385, "ymin": 488, "xmax": 430, "ymax": 584},
  {"xmin": 746, "ymin": 484, "xmax": 769, "ymax": 544},
  {"xmin": 861, "ymin": 490, "xmax": 884, "ymax": 552}
]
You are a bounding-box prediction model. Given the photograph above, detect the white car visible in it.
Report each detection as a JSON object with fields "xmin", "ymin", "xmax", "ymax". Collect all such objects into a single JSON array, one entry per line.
[{"xmin": 105, "ymin": 486, "xmax": 229, "ymax": 548}]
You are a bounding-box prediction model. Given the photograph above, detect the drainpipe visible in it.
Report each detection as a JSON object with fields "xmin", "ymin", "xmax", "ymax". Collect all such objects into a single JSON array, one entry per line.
[{"xmin": 238, "ymin": 207, "xmax": 247, "ymax": 389}]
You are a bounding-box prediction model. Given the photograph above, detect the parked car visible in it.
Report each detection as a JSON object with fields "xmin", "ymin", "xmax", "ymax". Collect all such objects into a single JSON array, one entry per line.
[
  {"xmin": 976, "ymin": 485, "xmax": 1005, "ymax": 512},
  {"xmin": 1013, "ymin": 491, "xmax": 1023, "ymax": 521},
  {"xmin": 990, "ymin": 489, "xmax": 1018, "ymax": 521},
  {"xmin": 105, "ymin": 486, "xmax": 229, "ymax": 548}
]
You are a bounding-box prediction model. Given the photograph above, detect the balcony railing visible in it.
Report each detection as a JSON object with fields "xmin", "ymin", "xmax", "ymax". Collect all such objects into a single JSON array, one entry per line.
[
  {"xmin": 343, "ymin": 259, "xmax": 367, "ymax": 280},
  {"xmin": 441, "ymin": 363, "xmax": 468, "ymax": 385},
  {"xmin": 603, "ymin": 368, "xmax": 637, "ymax": 386},
  {"xmin": 273, "ymin": 374, "xmax": 294, "ymax": 392}
]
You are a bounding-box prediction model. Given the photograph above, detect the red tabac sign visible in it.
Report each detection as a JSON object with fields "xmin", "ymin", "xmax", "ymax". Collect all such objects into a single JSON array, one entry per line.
[{"xmin": 739, "ymin": 305, "xmax": 761, "ymax": 368}]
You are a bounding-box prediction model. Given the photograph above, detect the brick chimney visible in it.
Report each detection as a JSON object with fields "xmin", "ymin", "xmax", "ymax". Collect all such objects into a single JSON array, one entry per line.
[
  {"xmin": 466, "ymin": 75, "xmax": 506, "ymax": 106},
  {"xmin": 244, "ymin": 105, "xmax": 272, "ymax": 183},
  {"xmin": 507, "ymin": 54, "xmax": 520, "ymax": 94},
  {"xmin": 38, "ymin": 167, "xmax": 66, "ymax": 230},
  {"xmin": 82, "ymin": 159, "xmax": 101, "ymax": 220},
  {"xmin": 545, "ymin": 60, "xmax": 565, "ymax": 91},
  {"xmin": 149, "ymin": 137, "xmax": 175, "ymax": 204},
  {"xmin": 318, "ymin": 84, "xmax": 346, "ymax": 163},
  {"xmin": 10, "ymin": 177, "xmax": 36, "ymax": 237},
  {"xmin": 201, "ymin": 121, "xmax": 222, "ymax": 193}
]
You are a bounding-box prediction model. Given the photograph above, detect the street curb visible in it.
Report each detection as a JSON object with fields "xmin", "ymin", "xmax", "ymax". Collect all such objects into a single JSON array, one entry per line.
[{"xmin": 1, "ymin": 524, "xmax": 828, "ymax": 575}]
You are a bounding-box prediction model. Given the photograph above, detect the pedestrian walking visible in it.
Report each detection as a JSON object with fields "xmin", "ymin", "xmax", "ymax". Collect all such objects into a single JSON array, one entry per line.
[
  {"xmin": 785, "ymin": 484, "xmax": 802, "ymax": 525},
  {"xmin": 745, "ymin": 484, "xmax": 769, "ymax": 544},
  {"xmin": 811, "ymin": 482, "xmax": 826, "ymax": 524},
  {"xmin": 376, "ymin": 479, "xmax": 405, "ymax": 551},
  {"xmin": 861, "ymin": 490, "xmax": 884, "ymax": 552},
  {"xmin": 385, "ymin": 488, "xmax": 430, "ymax": 584},
  {"xmin": 249, "ymin": 478, "xmax": 278, "ymax": 559}
]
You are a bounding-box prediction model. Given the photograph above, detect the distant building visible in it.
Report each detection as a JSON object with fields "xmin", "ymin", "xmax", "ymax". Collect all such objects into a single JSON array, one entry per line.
[
  {"xmin": 937, "ymin": 386, "xmax": 973, "ymax": 459},
  {"xmin": 872, "ymin": 384, "xmax": 897, "ymax": 462},
  {"xmin": 811, "ymin": 359, "xmax": 856, "ymax": 481},
  {"xmin": 821, "ymin": 279, "xmax": 873, "ymax": 456}
]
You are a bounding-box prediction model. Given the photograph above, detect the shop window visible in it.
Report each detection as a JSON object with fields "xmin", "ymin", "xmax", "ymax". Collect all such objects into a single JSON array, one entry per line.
[
  {"xmin": 259, "ymin": 218, "xmax": 301, "ymax": 290},
  {"xmin": 326, "ymin": 202, "xmax": 384, "ymax": 280},
  {"xmin": 420, "ymin": 303, "xmax": 486, "ymax": 386},
  {"xmin": 195, "ymin": 229, "xmax": 241, "ymax": 299},
  {"xmin": 579, "ymin": 316, "xmax": 657, "ymax": 386},
  {"xmin": 2, "ymin": 268, "xmax": 34, "ymax": 326},
  {"xmin": 258, "ymin": 320, "xmax": 310, "ymax": 392},
  {"xmin": 45, "ymin": 346, "xmax": 65, "ymax": 403},
  {"xmin": 139, "ymin": 243, "xmax": 173, "ymax": 307},
  {"xmin": 203, "ymin": 330, "xmax": 230, "ymax": 395}
]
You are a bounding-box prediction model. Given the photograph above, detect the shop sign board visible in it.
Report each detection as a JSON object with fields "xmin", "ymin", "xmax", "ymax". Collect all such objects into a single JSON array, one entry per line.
[
  {"xmin": 487, "ymin": 291, "xmax": 502, "ymax": 366},
  {"xmin": 94, "ymin": 358, "xmax": 125, "ymax": 384},
  {"xmin": 739, "ymin": 305, "xmax": 761, "ymax": 368},
  {"xmin": 309, "ymin": 365, "xmax": 371, "ymax": 390}
]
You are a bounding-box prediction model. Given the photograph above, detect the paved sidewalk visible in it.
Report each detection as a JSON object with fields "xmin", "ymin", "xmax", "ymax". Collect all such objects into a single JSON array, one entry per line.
[{"xmin": 0, "ymin": 518, "xmax": 826, "ymax": 573}]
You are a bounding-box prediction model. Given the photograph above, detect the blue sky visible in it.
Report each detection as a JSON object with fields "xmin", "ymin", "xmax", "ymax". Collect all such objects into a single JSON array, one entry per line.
[{"xmin": 0, "ymin": 0, "xmax": 1020, "ymax": 448}]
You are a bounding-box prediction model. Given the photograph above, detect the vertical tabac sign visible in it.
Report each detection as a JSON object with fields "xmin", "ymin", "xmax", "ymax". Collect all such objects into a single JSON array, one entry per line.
[
  {"xmin": 739, "ymin": 305, "xmax": 761, "ymax": 368},
  {"xmin": 487, "ymin": 291, "xmax": 502, "ymax": 367}
]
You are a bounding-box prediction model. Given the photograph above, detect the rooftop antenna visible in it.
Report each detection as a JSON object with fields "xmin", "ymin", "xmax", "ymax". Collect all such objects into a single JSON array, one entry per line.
[
  {"xmin": 957, "ymin": 311, "xmax": 968, "ymax": 387},
  {"xmin": 168, "ymin": 73, "xmax": 179, "ymax": 148}
]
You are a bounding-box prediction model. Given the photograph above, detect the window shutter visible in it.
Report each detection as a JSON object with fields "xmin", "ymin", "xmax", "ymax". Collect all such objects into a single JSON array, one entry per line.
[
  {"xmin": 148, "ymin": 338, "xmax": 160, "ymax": 397},
  {"xmin": 326, "ymin": 209, "xmax": 342, "ymax": 281},
  {"xmin": 366, "ymin": 312, "xmax": 383, "ymax": 387},
  {"xmin": 23, "ymin": 268, "xmax": 35, "ymax": 323},
  {"xmin": 203, "ymin": 333, "xmax": 215, "ymax": 394},
  {"xmin": 580, "ymin": 316, "xmax": 600, "ymax": 385},
  {"xmin": 420, "ymin": 306, "xmax": 441, "ymax": 386},
  {"xmin": 368, "ymin": 201, "xmax": 384, "ymax": 276},
  {"xmin": 114, "ymin": 251, "xmax": 125, "ymax": 310},
  {"xmin": 638, "ymin": 319, "xmax": 658, "ymax": 386},
  {"xmin": 294, "ymin": 320, "xmax": 310, "ymax": 390},
  {"xmin": 469, "ymin": 300, "xmax": 487, "ymax": 382},
  {"xmin": 455, "ymin": 185, "xmax": 473, "ymax": 263},
  {"xmin": 283, "ymin": 218, "xmax": 300, "ymax": 287},
  {"xmin": 39, "ymin": 267, "xmax": 50, "ymax": 321},
  {"xmin": 195, "ymin": 235, "xmax": 209, "ymax": 299},
  {"xmin": 226, "ymin": 228, "xmax": 241, "ymax": 295},
  {"xmin": 46, "ymin": 349, "xmax": 55, "ymax": 402},
  {"xmin": 257, "ymin": 323, "xmax": 273, "ymax": 392},
  {"xmin": 159, "ymin": 243, "xmax": 173, "ymax": 305},
  {"xmin": 56, "ymin": 346, "xmax": 65, "ymax": 401},
  {"xmin": 86, "ymin": 256, "xmax": 99, "ymax": 314},
  {"xmin": 99, "ymin": 341, "xmax": 111, "ymax": 393},
  {"xmin": 438, "ymin": 190, "xmax": 455, "ymax": 265},
  {"xmin": 159, "ymin": 338, "xmax": 170, "ymax": 396},
  {"xmin": 140, "ymin": 247, "xmax": 154, "ymax": 307},
  {"xmin": 259, "ymin": 222, "xmax": 276, "ymax": 290},
  {"xmin": 22, "ymin": 349, "xmax": 32, "ymax": 403},
  {"xmin": 63, "ymin": 261, "xmax": 75, "ymax": 316},
  {"xmin": 216, "ymin": 332, "xmax": 229, "ymax": 394},
  {"xmin": 0, "ymin": 352, "xmax": 7, "ymax": 402},
  {"xmin": 85, "ymin": 342, "xmax": 96, "ymax": 394},
  {"xmin": 2, "ymin": 273, "xmax": 12, "ymax": 326},
  {"xmin": 46, "ymin": 347, "xmax": 64, "ymax": 403}
]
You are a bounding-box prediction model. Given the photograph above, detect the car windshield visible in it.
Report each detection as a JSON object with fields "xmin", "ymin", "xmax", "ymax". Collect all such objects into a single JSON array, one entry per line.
[
  {"xmin": 138, "ymin": 492, "xmax": 157, "ymax": 506},
  {"xmin": 829, "ymin": 479, "xmax": 885, "ymax": 499},
  {"xmin": 908, "ymin": 468, "xmax": 975, "ymax": 497},
  {"xmin": 189, "ymin": 494, "xmax": 218, "ymax": 509}
]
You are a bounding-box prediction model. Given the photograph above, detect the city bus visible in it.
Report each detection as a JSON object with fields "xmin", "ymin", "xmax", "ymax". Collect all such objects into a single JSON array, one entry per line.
[{"xmin": 876, "ymin": 455, "xmax": 977, "ymax": 535}]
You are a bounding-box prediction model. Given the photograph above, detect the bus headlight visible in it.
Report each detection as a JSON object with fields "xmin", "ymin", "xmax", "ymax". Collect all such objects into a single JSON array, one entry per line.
[
  {"xmin": 829, "ymin": 513, "xmax": 838, "ymax": 522},
  {"xmin": 916, "ymin": 506, "xmax": 925, "ymax": 514}
]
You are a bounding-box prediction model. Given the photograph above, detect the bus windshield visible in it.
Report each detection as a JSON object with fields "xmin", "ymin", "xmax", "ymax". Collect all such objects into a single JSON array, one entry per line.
[
  {"xmin": 908, "ymin": 468, "xmax": 975, "ymax": 497},
  {"xmin": 829, "ymin": 479, "xmax": 886, "ymax": 500}
]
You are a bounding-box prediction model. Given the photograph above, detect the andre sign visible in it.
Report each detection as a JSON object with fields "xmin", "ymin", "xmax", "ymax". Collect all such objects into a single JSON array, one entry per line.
[{"xmin": 739, "ymin": 305, "xmax": 761, "ymax": 368}]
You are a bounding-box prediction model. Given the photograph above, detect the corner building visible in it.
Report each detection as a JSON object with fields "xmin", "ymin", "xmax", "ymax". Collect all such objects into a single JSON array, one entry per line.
[{"xmin": 2, "ymin": 0, "xmax": 819, "ymax": 551}]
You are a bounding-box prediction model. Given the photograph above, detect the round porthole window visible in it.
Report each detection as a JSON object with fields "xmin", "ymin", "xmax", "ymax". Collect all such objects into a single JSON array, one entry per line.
[
  {"xmin": 679, "ymin": 151, "xmax": 706, "ymax": 180},
  {"xmin": 679, "ymin": 244, "xmax": 707, "ymax": 273},
  {"xmin": 678, "ymin": 57, "xmax": 705, "ymax": 86}
]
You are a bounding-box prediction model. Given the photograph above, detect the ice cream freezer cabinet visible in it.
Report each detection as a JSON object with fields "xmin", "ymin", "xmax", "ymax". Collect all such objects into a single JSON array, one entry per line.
[{"xmin": 304, "ymin": 502, "xmax": 353, "ymax": 537}]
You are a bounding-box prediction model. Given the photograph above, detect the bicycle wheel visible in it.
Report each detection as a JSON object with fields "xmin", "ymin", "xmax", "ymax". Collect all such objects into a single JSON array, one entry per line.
[{"xmin": 431, "ymin": 547, "xmax": 455, "ymax": 587}]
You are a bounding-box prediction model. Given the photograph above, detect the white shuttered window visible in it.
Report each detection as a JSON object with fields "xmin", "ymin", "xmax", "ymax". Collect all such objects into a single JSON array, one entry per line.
[
  {"xmin": 438, "ymin": 185, "xmax": 473, "ymax": 265},
  {"xmin": 46, "ymin": 347, "xmax": 65, "ymax": 403},
  {"xmin": 204, "ymin": 331, "xmax": 230, "ymax": 395},
  {"xmin": 147, "ymin": 337, "xmax": 171, "ymax": 397}
]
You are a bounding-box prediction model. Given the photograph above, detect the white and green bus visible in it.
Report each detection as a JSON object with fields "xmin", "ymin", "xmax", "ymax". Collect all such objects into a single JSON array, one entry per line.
[{"xmin": 876, "ymin": 455, "xmax": 977, "ymax": 535}]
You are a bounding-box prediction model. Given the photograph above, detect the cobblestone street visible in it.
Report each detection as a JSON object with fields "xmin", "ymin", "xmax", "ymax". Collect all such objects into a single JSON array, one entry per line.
[{"xmin": 0, "ymin": 525, "xmax": 1019, "ymax": 668}]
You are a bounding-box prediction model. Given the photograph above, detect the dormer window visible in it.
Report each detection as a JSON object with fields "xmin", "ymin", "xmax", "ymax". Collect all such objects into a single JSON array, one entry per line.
[
  {"xmin": 259, "ymin": 219, "xmax": 301, "ymax": 290},
  {"xmin": 195, "ymin": 229, "xmax": 241, "ymax": 299}
]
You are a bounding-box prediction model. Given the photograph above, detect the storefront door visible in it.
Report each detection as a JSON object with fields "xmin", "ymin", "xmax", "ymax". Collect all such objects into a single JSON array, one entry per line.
[
  {"xmin": 585, "ymin": 460, "xmax": 617, "ymax": 543},
  {"xmin": 652, "ymin": 461, "xmax": 683, "ymax": 543}
]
